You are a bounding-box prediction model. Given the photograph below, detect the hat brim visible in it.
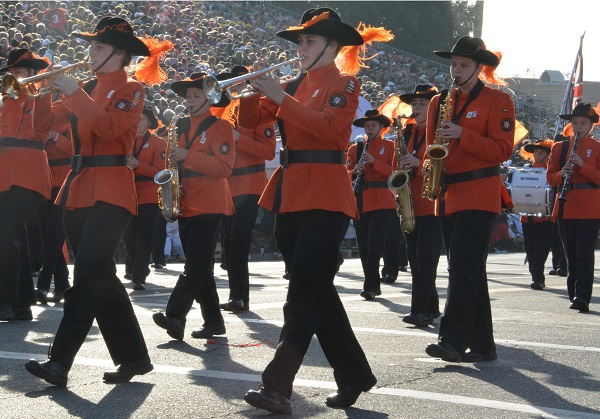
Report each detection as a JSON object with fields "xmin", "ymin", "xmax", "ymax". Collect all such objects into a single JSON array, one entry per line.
[
  {"xmin": 559, "ymin": 113, "xmax": 600, "ymax": 124},
  {"xmin": 72, "ymin": 31, "xmax": 150, "ymax": 56},
  {"xmin": 0, "ymin": 58, "xmax": 49, "ymax": 73},
  {"xmin": 523, "ymin": 144, "xmax": 551, "ymax": 153},
  {"xmin": 353, "ymin": 115, "xmax": 390, "ymax": 128},
  {"xmin": 434, "ymin": 50, "xmax": 499, "ymax": 67},
  {"xmin": 171, "ymin": 78, "xmax": 223, "ymax": 107},
  {"xmin": 399, "ymin": 91, "xmax": 437, "ymax": 104},
  {"xmin": 277, "ymin": 20, "xmax": 363, "ymax": 46},
  {"xmin": 142, "ymin": 109, "xmax": 159, "ymax": 130}
]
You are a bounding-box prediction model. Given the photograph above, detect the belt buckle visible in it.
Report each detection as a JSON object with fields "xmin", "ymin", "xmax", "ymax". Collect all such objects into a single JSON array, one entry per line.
[
  {"xmin": 71, "ymin": 154, "xmax": 83, "ymax": 173},
  {"xmin": 279, "ymin": 147, "xmax": 289, "ymax": 169}
]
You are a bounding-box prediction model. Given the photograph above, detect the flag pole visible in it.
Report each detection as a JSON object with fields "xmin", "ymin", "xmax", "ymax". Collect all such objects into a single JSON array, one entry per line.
[{"xmin": 554, "ymin": 32, "xmax": 585, "ymax": 138}]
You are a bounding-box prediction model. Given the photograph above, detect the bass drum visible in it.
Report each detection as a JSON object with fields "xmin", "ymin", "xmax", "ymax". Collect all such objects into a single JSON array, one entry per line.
[{"xmin": 505, "ymin": 167, "xmax": 553, "ymax": 216}]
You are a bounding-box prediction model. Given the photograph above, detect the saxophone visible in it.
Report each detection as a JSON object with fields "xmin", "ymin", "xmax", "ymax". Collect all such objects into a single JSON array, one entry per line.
[
  {"xmin": 422, "ymin": 80, "xmax": 455, "ymax": 201},
  {"xmin": 387, "ymin": 115, "xmax": 415, "ymax": 233},
  {"xmin": 154, "ymin": 107, "xmax": 190, "ymax": 222}
]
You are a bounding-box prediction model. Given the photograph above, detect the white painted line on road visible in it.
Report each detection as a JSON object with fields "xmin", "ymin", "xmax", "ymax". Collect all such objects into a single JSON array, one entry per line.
[{"xmin": 3, "ymin": 350, "xmax": 598, "ymax": 419}]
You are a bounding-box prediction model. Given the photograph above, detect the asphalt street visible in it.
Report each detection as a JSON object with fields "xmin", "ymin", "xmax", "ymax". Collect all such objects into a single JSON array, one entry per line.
[{"xmin": 1, "ymin": 251, "xmax": 599, "ymax": 418}]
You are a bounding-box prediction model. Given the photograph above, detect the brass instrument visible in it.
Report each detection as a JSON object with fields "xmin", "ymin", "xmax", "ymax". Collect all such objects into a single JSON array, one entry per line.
[
  {"xmin": 387, "ymin": 115, "xmax": 416, "ymax": 233},
  {"xmin": 1, "ymin": 60, "xmax": 91, "ymax": 99},
  {"xmin": 154, "ymin": 107, "xmax": 190, "ymax": 222},
  {"xmin": 202, "ymin": 57, "xmax": 304, "ymax": 104},
  {"xmin": 422, "ymin": 80, "xmax": 456, "ymax": 201}
]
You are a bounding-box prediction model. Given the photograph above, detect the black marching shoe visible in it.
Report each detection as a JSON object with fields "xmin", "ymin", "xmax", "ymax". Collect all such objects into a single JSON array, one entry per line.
[
  {"xmin": 35, "ymin": 289, "xmax": 48, "ymax": 305},
  {"xmin": 382, "ymin": 275, "xmax": 396, "ymax": 283},
  {"xmin": 10, "ymin": 307, "xmax": 33, "ymax": 320},
  {"xmin": 191, "ymin": 324, "xmax": 226, "ymax": 339},
  {"xmin": 461, "ymin": 351, "xmax": 498, "ymax": 362},
  {"xmin": 548, "ymin": 269, "xmax": 557, "ymax": 275},
  {"xmin": 103, "ymin": 359, "xmax": 153, "ymax": 383},
  {"xmin": 49, "ymin": 290, "xmax": 65, "ymax": 303},
  {"xmin": 244, "ymin": 385, "xmax": 292, "ymax": 414},
  {"xmin": 402, "ymin": 312, "xmax": 430, "ymax": 327},
  {"xmin": 219, "ymin": 299, "xmax": 248, "ymax": 312},
  {"xmin": 425, "ymin": 341, "xmax": 462, "ymax": 362},
  {"xmin": 556, "ymin": 268, "xmax": 568, "ymax": 277},
  {"xmin": 152, "ymin": 312, "xmax": 185, "ymax": 340},
  {"xmin": 569, "ymin": 297, "xmax": 590, "ymax": 313},
  {"xmin": 530, "ymin": 281, "xmax": 544, "ymax": 290},
  {"xmin": 133, "ymin": 283, "xmax": 146, "ymax": 291},
  {"xmin": 25, "ymin": 359, "xmax": 69, "ymax": 387},
  {"xmin": 124, "ymin": 273, "xmax": 132, "ymax": 280},
  {"xmin": 360, "ymin": 290, "xmax": 376, "ymax": 301},
  {"xmin": 0, "ymin": 301, "xmax": 12, "ymax": 321},
  {"xmin": 325, "ymin": 375, "xmax": 377, "ymax": 408}
]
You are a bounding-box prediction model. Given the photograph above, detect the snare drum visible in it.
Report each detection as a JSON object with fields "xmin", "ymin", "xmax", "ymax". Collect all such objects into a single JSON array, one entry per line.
[{"xmin": 505, "ymin": 167, "xmax": 553, "ymax": 216}]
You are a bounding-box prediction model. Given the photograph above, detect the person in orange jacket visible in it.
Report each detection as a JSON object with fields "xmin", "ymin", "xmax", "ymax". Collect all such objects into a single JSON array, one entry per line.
[
  {"xmin": 25, "ymin": 16, "xmax": 161, "ymax": 387},
  {"xmin": 518, "ymin": 139, "xmax": 554, "ymax": 291},
  {"xmin": 347, "ymin": 110, "xmax": 396, "ymax": 300},
  {"xmin": 35, "ymin": 127, "xmax": 72, "ymax": 304},
  {"xmin": 424, "ymin": 36, "xmax": 514, "ymax": 363},
  {"xmin": 124, "ymin": 104, "xmax": 167, "ymax": 290},
  {"xmin": 397, "ymin": 84, "xmax": 443, "ymax": 327},
  {"xmin": 239, "ymin": 7, "xmax": 386, "ymax": 414},
  {"xmin": 546, "ymin": 103, "xmax": 600, "ymax": 313},
  {"xmin": 213, "ymin": 65, "xmax": 276, "ymax": 312},
  {"xmin": 152, "ymin": 72, "xmax": 235, "ymax": 341},
  {"xmin": 0, "ymin": 48, "xmax": 52, "ymax": 321}
]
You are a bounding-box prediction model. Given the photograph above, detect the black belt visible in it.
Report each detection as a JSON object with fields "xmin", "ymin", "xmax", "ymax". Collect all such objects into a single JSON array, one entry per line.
[
  {"xmin": 180, "ymin": 168, "xmax": 205, "ymax": 179},
  {"xmin": 280, "ymin": 148, "xmax": 345, "ymax": 169},
  {"xmin": 0, "ymin": 137, "xmax": 45, "ymax": 150},
  {"xmin": 71, "ymin": 154, "xmax": 128, "ymax": 174},
  {"xmin": 444, "ymin": 166, "xmax": 500, "ymax": 185},
  {"xmin": 231, "ymin": 163, "xmax": 265, "ymax": 177},
  {"xmin": 49, "ymin": 157, "xmax": 72, "ymax": 167},
  {"xmin": 363, "ymin": 181, "xmax": 389, "ymax": 189},
  {"xmin": 135, "ymin": 175, "xmax": 154, "ymax": 182},
  {"xmin": 568, "ymin": 182, "xmax": 600, "ymax": 190}
]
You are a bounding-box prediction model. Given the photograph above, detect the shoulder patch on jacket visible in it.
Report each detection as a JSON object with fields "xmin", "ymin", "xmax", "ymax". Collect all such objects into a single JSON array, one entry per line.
[
  {"xmin": 346, "ymin": 80, "xmax": 355, "ymax": 93},
  {"xmin": 329, "ymin": 94, "xmax": 347, "ymax": 108},
  {"xmin": 132, "ymin": 90, "xmax": 142, "ymax": 108},
  {"xmin": 501, "ymin": 118, "xmax": 514, "ymax": 132},
  {"xmin": 219, "ymin": 142, "xmax": 231, "ymax": 155},
  {"xmin": 264, "ymin": 128, "xmax": 274, "ymax": 138},
  {"xmin": 115, "ymin": 100, "xmax": 130, "ymax": 112}
]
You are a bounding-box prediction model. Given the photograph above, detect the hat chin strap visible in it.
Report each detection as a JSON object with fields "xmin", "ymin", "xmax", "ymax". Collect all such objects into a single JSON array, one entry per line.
[
  {"xmin": 92, "ymin": 47, "xmax": 118, "ymax": 73},
  {"xmin": 456, "ymin": 64, "xmax": 479, "ymax": 88},
  {"xmin": 304, "ymin": 40, "xmax": 330, "ymax": 71},
  {"xmin": 188, "ymin": 98, "xmax": 209, "ymax": 115}
]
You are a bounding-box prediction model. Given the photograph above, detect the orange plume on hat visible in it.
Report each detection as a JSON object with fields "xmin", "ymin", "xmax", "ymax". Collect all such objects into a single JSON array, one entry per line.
[
  {"xmin": 211, "ymin": 100, "xmax": 238, "ymax": 125},
  {"xmin": 336, "ymin": 23, "xmax": 394, "ymax": 76},
  {"xmin": 519, "ymin": 138, "xmax": 553, "ymax": 161},
  {"xmin": 134, "ymin": 37, "xmax": 174, "ymax": 85},
  {"xmin": 480, "ymin": 50, "xmax": 506, "ymax": 86}
]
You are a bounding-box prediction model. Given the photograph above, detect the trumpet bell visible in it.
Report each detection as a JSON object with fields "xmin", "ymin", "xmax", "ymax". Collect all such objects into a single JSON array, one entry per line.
[{"xmin": 0, "ymin": 73, "xmax": 21, "ymax": 100}]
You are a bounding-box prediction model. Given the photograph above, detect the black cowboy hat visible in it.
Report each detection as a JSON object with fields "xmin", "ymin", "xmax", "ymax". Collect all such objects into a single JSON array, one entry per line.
[
  {"xmin": 399, "ymin": 84, "xmax": 439, "ymax": 104},
  {"xmin": 72, "ymin": 16, "xmax": 150, "ymax": 56},
  {"xmin": 171, "ymin": 72, "xmax": 220, "ymax": 107},
  {"xmin": 141, "ymin": 103, "xmax": 159, "ymax": 130},
  {"xmin": 0, "ymin": 48, "xmax": 48, "ymax": 73},
  {"xmin": 523, "ymin": 139, "xmax": 553, "ymax": 153},
  {"xmin": 353, "ymin": 109, "xmax": 391, "ymax": 128},
  {"xmin": 277, "ymin": 7, "xmax": 363, "ymax": 46},
  {"xmin": 559, "ymin": 102, "xmax": 599, "ymax": 124},
  {"xmin": 434, "ymin": 36, "xmax": 499, "ymax": 67},
  {"xmin": 213, "ymin": 65, "xmax": 249, "ymax": 108}
]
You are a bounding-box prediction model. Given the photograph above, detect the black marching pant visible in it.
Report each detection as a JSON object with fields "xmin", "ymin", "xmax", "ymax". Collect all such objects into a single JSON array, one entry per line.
[
  {"xmin": 166, "ymin": 214, "xmax": 224, "ymax": 329},
  {"xmin": 355, "ymin": 209, "xmax": 393, "ymax": 293},
  {"xmin": 559, "ymin": 218, "xmax": 600, "ymax": 304},
  {"xmin": 125, "ymin": 203, "xmax": 160, "ymax": 284},
  {"xmin": 382, "ymin": 213, "xmax": 408, "ymax": 279},
  {"xmin": 152, "ymin": 215, "xmax": 167, "ymax": 266},
  {"xmin": 36, "ymin": 187, "xmax": 70, "ymax": 292},
  {"xmin": 522, "ymin": 220, "xmax": 553, "ymax": 285},
  {"xmin": 551, "ymin": 221, "xmax": 567, "ymax": 271},
  {"xmin": 50, "ymin": 203, "xmax": 148, "ymax": 369},
  {"xmin": 404, "ymin": 215, "xmax": 442, "ymax": 315},
  {"xmin": 439, "ymin": 210, "xmax": 496, "ymax": 354},
  {"xmin": 223, "ymin": 194, "xmax": 260, "ymax": 304},
  {"xmin": 263, "ymin": 210, "xmax": 374, "ymax": 398},
  {"xmin": 0, "ymin": 186, "xmax": 42, "ymax": 307}
]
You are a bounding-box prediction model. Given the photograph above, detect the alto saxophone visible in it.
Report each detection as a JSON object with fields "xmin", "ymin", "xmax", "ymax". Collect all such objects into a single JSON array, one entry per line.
[
  {"xmin": 422, "ymin": 80, "xmax": 455, "ymax": 201},
  {"xmin": 154, "ymin": 107, "xmax": 190, "ymax": 222},
  {"xmin": 387, "ymin": 115, "xmax": 415, "ymax": 233}
]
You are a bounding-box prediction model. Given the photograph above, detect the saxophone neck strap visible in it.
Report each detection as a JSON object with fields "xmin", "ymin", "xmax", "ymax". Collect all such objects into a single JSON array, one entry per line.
[{"xmin": 451, "ymin": 79, "xmax": 485, "ymax": 123}]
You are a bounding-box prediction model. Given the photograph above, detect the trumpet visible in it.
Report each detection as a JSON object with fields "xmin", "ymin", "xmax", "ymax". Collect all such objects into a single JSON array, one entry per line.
[
  {"xmin": 203, "ymin": 57, "xmax": 304, "ymax": 104},
  {"xmin": 1, "ymin": 60, "xmax": 91, "ymax": 100}
]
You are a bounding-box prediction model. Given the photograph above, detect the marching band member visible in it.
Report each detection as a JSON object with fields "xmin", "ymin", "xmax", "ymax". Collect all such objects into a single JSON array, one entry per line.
[
  {"xmin": 239, "ymin": 7, "xmax": 391, "ymax": 413},
  {"xmin": 546, "ymin": 103, "xmax": 600, "ymax": 313},
  {"xmin": 124, "ymin": 104, "xmax": 167, "ymax": 290},
  {"xmin": 213, "ymin": 65, "xmax": 276, "ymax": 312},
  {"xmin": 347, "ymin": 110, "xmax": 396, "ymax": 300},
  {"xmin": 35, "ymin": 127, "xmax": 72, "ymax": 304},
  {"xmin": 398, "ymin": 84, "xmax": 443, "ymax": 327},
  {"xmin": 518, "ymin": 139, "xmax": 554, "ymax": 291},
  {"xmin": 152, "ymin": 72, "xmax": 235, "ymax": 340},
  {"xmin": 0, "ymin": 48, "xmax": 52, "ymax": 321},
  {"xmin": 424, "ymin": 36, "xmax": 514, "ymax": 363},
  {"xmin": 25, "ymin": 16, "xmax": 163, "ymax": 386}
]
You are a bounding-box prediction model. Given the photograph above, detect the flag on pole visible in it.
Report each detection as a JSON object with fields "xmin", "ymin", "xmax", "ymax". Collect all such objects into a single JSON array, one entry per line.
[{"xmin": 555, "ymin": 32, "xmax": 585, "ymax": 138}]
